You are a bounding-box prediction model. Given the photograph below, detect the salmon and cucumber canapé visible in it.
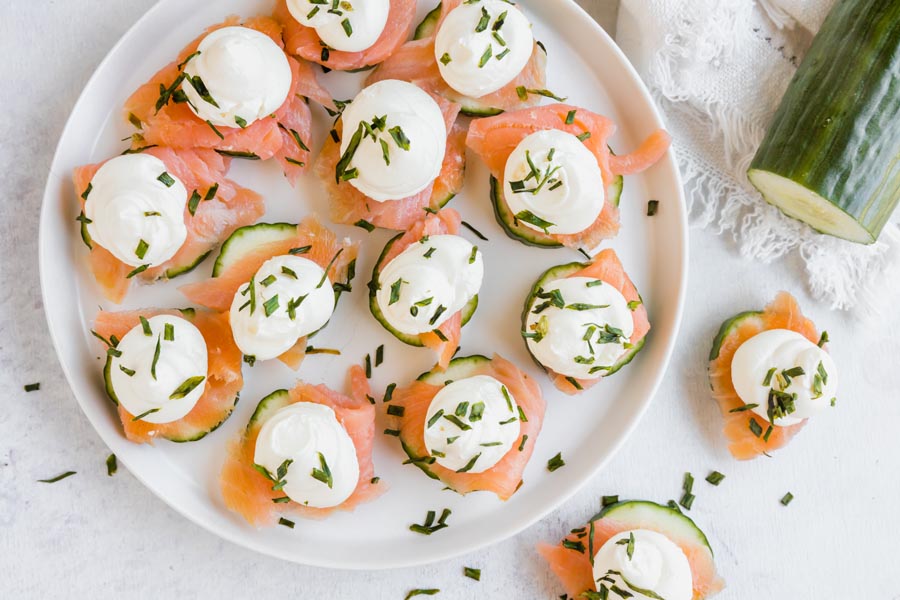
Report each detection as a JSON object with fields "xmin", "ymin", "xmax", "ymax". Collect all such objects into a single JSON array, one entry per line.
[
  {"xmin": 466, "ymin": 103, "xmax": 670, "ymax": 250},
  {"xmin": 92, "ymin": 308, "xmax": 243, "ymax": 444},
  {"xmin": 539, "ymin": 500, "xmax": 724, "ymax": 600},
  {"xmin": 275, "ymin": 0, "xmax": 418, "ymax": 72},
  {"xmin": 368, "ymin": 208, "xmax": 482, "ymax": 370},
  {"xmin": 367, "ymin": 0, "xmax": 549, "ymax": 117},
  {"xmin": 124, "ymin": 16, "xmax": 335, "ymax": 185},
  {"xmin": 220, "ymin": 365, "xmax": 382, "ymax": 527},
  {"xmin": 709, "ymin": 292, "xmax": 838, "ymax": 460},
  {"xmin": 179, "ymin": 216, "xmax": 358, "ymax": 369},
  {"xmin": 523, "ymin": 249, "xmax": 650, "ymax": 395},
  {"xmin": 315, "ymin": 79, "xmax": 466, "ymax": 231},
  {"xmin": 385, "ymin": 354, "xmax": 545, "ymax": 500},
  {"xmin": 74, "ymin": 147, "xmax": 265, "ymax": 304}
]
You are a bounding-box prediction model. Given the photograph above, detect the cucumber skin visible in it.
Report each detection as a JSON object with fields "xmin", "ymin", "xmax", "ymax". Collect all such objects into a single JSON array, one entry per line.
[
  {"xmin": 592, "ymin": 500, "xmax": 714, "ymax": 555},
  {"xmin": 212, "ymin": 222, "xmax": 297, "ymax": 278},
  {"xmin": 708, "ymin": 310, "xmax": 763, "ymax": 361},
  {"xmin": 749, "ymin": 0, "xmax": 900, "ymax": 242},
  {"xmin": 521, "ymin": 262, "xmax": 644, "ymax": 377}
]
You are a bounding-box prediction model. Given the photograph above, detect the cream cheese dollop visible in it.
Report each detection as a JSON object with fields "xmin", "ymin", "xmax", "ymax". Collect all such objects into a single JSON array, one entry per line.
[
  {"xmin": 182, "ymin": 26, "xmax": 292, "ymax": 128},
  {"xmin": 229, "ymin": 255, "xmax": 336, "ymax": 362},
  {"xmin": 423, "ymin": 375, "xmax": 521, "ymax": 473},
  {"xmin": 339, "ymin": 80, "xmax": 447, "ymax": 202},
  {"xmin": 84, "ymin": 153, "xmax": 188, "ymax": 269},
  {"xmin": 731, "ymin": 328, "xmax": 838, "ymax": 426},
  {"xmin": 375, "ymin": 234, "xmax": 483, "ymax": 336},
  {"xmin": 592, "ymin": 529, "xmax": 693, "ymax": 600},
  {"xmin": 434, "ymin": 0, "xmax": 534, "ymax": 98},
  {"xmin": 504, "ymin": 130, "xmax": 606, "ymax": 235},
  {"xmin": 253, "ymin": 402, "xmax": 360, "ymax": 508},
  {"xmin": 524, "ymin": 276, "xmax": 634, "ymax": 379},
  {"xmin": 286, "ymin": 0, "xmax": 390, "ymax": 53},
  {"xmin": 109, "ymin": 314, "xmax": 208, "ymax": 424}
]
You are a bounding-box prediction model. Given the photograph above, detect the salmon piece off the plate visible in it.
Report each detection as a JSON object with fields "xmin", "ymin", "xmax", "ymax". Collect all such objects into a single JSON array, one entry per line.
[
  {"xmin": 123, "ymin": 15, "xmax": 334, "ymax": 185},
  {"xmin": 220, "ymin": 366, "xmax": 382, "ymax": 527},
  {"xmin": 74, "ymin": 147, "xmax": 264, "ymax": 304}
]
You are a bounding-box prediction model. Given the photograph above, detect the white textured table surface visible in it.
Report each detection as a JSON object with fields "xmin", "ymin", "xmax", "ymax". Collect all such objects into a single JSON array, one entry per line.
[{"xmin": 3, "ymin": 1, "xmax": 899, "ymax": 598}]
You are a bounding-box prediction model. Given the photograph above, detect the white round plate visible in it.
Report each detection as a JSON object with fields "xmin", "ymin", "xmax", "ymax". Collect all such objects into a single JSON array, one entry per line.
[{"xmin": 39, "ymin": 0, "xmax": 687, "ymax": 569}]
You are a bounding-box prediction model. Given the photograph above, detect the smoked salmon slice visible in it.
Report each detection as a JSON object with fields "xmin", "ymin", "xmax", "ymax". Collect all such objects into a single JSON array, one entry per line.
[
  {"xmin": 315, "ymin": 93, "xmax": 465, "ymax": 231},
  {"xmin": 386, "ymin": 354, "xmax": 545, "ymax": 499},
  {"xmin": 539, "ymin": 249, "xmax": 650, "ymax": 396},
  {"xmin": 275, "ymin": 0, "xmax": 417, "ymax": 71},
  {"xmin": 178, "ymin": 215, "xmax": 359, "ymax": 369},
  {"xmin": 365, "ymin": 0, "xmax": 548, "ymax": 115},
  {"xmin": 467, "ymin": 104, "xmax": 671, "ymax": 250},
  {"xmin": 123, "ymin": 16, "xmax": 333, "ymax": 185},
  {"xmin": 219, "ymin": 365, "xmax": 383, "ymax": 526},
  {"xmin": 93, "ymin": 308, "xmax": 243, "ymax": 444},
  {"xmin": 708, "ymin": 292, "xmax": 819, "ymax": 460},
  {"xmin": 74, "ymin": 146, "xmax": 265, "ymax": 304}
]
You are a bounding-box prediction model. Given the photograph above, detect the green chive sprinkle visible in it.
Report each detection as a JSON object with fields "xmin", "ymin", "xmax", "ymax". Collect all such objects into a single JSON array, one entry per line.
[
  {"xmin": 780, "ymin": 492, "xmax": 794, "ymax": 506},
  {"xmin": 38, "ymin": 471, "xmax": 77, "ymax": 484},
  {"xmin": 106, "ymin": 454, "xmax": 117, "ymax": 476},
  {"xmin": 706, "ymin": 471, "xmax": 725, "ymax": 486},
  {"xmin": 24, "ymin": 383, "xmax": 40, "ymax": 392},
  {"xmin": 547, "ymin": 452, "xmax": 565, "ymax": 472}
]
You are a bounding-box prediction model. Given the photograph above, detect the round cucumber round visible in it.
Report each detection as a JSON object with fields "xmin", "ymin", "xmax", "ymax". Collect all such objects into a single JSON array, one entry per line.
[
  {"xmin": 591, "ymin": 500, "xmax": 714, "ymax": 556},
  {"xmin": 212, "ymin": 222, "xmax": 297, "ymax": 278},
  {"xmin": 491, "ymin": 172, "xmax": 624, "ymax": 248},
  {"xmin": 708, "ymin": 310, "xmax": 763, "ymax": 362},
  {"xmin": 246, "ymin": 389, "xmax": 291, "ymax": 432},
  {"xmin": 522, "ymin": 261, "xmax": 644, "ymax": 377},
  {"xmin": 368, "ymin": 233, "xmax": 478, "ymax": 346}
]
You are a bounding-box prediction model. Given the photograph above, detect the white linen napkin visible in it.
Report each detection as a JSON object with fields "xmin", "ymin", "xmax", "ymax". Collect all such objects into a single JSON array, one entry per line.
[{"xmin": 614, "ymin": 0, "xmax": 900, "ymax": 312}]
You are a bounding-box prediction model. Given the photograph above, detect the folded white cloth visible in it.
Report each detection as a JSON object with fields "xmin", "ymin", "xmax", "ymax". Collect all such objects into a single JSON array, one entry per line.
[{"xmin": 615, "ymin": 0, "xmax": 900, "ymax": 312}]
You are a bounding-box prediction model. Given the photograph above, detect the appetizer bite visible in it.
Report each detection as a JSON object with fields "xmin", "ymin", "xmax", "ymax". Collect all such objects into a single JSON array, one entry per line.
[
  {"xmin": 538, "ymin": 500, "xmax": 724, "ymax": 600},
  {"xmin": 74, "ymin": 147, "xmax": 264, "ymax": 303},
  {"xmin": 522, "ymin": 249, "xmax": 649, "ymax": 395},
  {"xmin": 368, "ymin": 0, "xmax": 548, "ymax": 116},
  {"xmin": 466, "ymin": 104, "xmax": 670, "ymax": 249},
  {"xmin": 220, "ymin": 366, "xmax": 382, "ymax": 526},
  {"xmin": 386, "ymin": 354, "xmax": 545, "ymax": 500},
  {"xmin": 92, "ymin": 308, "xmax": 243, "ymax": 444},
  {"xmin": 368, "ymin": 208, "xmax": 482, "ymax": 368},
  {"xmin": 275, "ymin": 0, "xmax": 417, "ymax": 71},
  {"xmin": 124, "ymin": 16, "xmax": 334, "ymax": 185},
  {"xmin": 709, "ymin": 292, "xmax": 837, "ymax": 460},
  {"xmin": 180, "ymin": 216, "xmax": 358, "ymax": 369},
  {"xmin": 315, "ymin": 79, "xmax": 466, "ymax": 230}
]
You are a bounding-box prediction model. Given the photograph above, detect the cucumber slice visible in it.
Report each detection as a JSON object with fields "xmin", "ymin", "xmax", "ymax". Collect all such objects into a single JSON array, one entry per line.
[
  {"xmin": 413, "ymin": 3, "xmax": 442, "ymax": 40},
  {"xmin": 246, "ymin": 389, "xmax": 291, "ymax": 432},
  {"xmin": 163, "ymin": 250, "xmax": 210, "ymax": 279},
  {"xmin": 368, "ymin": 233, "xmax": 478, "ymax": 346},
  {"xmin": 747, "ymin": 0, "xmax": 900, "ymax": 244},
  {"xmin": 212, "ymin": 222, "xmax": 297, "ymax": 278},
  {"xmin": 708, "ymin": 310, "xmax": 763, "ymax": 361},
  {"xmin": 592, "ymin": 500, "xmax": 714, "ymax": 556},
  {"xmin": 79, "ymin": 218, "xmax": 93, "ymax": 250},
  {"xmin": 491, "ymin": 173, "xmax": 624, "ymax": 248},
  {"xmin": 522, "ymin": 261, "xmax": 644, "ymax": 377}
]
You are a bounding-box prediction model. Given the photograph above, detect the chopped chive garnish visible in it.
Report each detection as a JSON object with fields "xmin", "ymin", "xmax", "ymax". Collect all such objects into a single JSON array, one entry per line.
[
  {"xmin": 281, "ymin": 266, "xmax": 298, "ymax": 280},
  {"xmin": 163, "ymin": 323, "xmax": 174, "ymax": 342},
  {"xmin": 106, "ymin": 454, "xmax": 117, "ymax": 476},
  {"xmin": 429, "ymin": 305, "xmax": 447, "ymax": 326},
  {"xmin": 206, "ymin": 120, "xmax": 224, "ymax": 139},
  {"xmin": 389, "ymin": 126, "xmax": 411, "ymax": 151},
  {"xmin": 461, "ymin": 220, "xmax": 488, "ymax": 241},
  {"xmin": 139, "ymin": 316, "xmax": 152, "ymax": 336},
  {"xmin": 383, "ymin": 428, "xmax": 400, "ymax": 436},
  {"xmin": 317, "ymin": 248, "xmax": 343, "ymax": 288},
  {"xmin": 446, "ymin": 436, "xmax": 459, "ymax": 444},
  {"xmin": 479, "ymin": 442, "xmax": 503, "ymax": 447},
  {"xmin": 469, "ymin": 401, "xmax": 485, "ymax": 422},
  {"xmin": 563, "ymin": 539, "xmax": 586, "ymax": 553},
  {"xmin": 455, "ymin": 401, "xmax": 469, "ymax": 417},
  {"xmin": 234, "ymin": 115, "xmax": 247, "ymax": 129},
  {"xmin": 515, "ymin": 210, "xmax": 555, "ymax": 233},
  {"xmin": 289, "ymin": 245, "xmax": 312, "ymax": 255},
  {"xmin": 463, "ymin": 567, "xmax": 481, "ymax": 581},
  {"xmin": 38, "ymin": 471, "xmax": 77, "ymax": 483},
  {"xmin": 477, "ymin": 45, "xmax": 493, "ymax": 67},
  {"xmin": 119, "ymin": 365, "xmax": 136, "ymax": 377},
  {"xmin": 128, "ymin": 113, "xmax": 143, "ymax": 129},
  {"xmin": 375, "ymin": 344, "xmax": 384, "ymax": 367},
  {"xmin": 547, "ymin": 452, "xmax": 565, "ymax": 472},
  {"xmin": 616, "ymin": 532, "xmax": 636, "ymax": 560},
  {"xmin": 188, "ymin": 190, "xmax": 201, "ymax": 216},
  {"xmin": 729, "ymin": 403, "xmax": 759, "ymax": 413},
  {"xmin": 565, "ymin": 109, "xmax": 577, "ymax": 124},
  {"xmin": 387, "ymin": 405, "xmax": 405, "ymax": 417},
  {"xmin": 169, "ymin": 375, "xmax": 205, "ymax": 400},
  {"xmin": 157, "ymin": 171, "xmax": 176, "ymax": 187},
  {"xmin": 272, "ymin": 496, "xmax": 290, "ymax": 504},
  {"xmin": 134, "ymin": 239, "xmax": 149, "ymax": 260},
  {"xmin": 817, "ymin": 331, "xmax": 829, "ymax": 347},
  {"xmin": 427, "ymin": 409, "xmax": 444, "ymax": 429},
  {"xmin": 341, "ymin": 18, "xmax": 352, "ymax": 36},
  {"xmin": 131, "ymin": 407, "xmax": 161, "ymax": 422},
  {"xmin": 517, "ymin": 406, "xmax": 528, "ymax": 423},
  {"xmin": 440, "ymin": 52, "xmax": 452, "ymax": 65},
  {"xmin": 705, "ymin": 471, "xmax": 725, "ymax": 486},
  {"xmin": 781, "ymin": 492, "xmax": 794, "ymax": 506},
  {"xmin": 456, "ymin": 453, "xmax": 481, "ymax": 473},
  {"xmin": 364, "ymin": 353, "xmax": 372, "ymax": 378},
  {"xmin": 383, "ymin": 383, "xmax": 396, "ymax": 403},
  {"xmin": 577, "ymin": 131, "xmax": 592, "ymax": 142},
  {"xmin": 680, "ymin": 492, "xmax": 695, "ymax": 510},
  {"xmin": 243, "ymin": 355, "xmax": 256, "ymax": 367},
  {"xmin": 259, "ymin": 274, "xmax": 277, "ymax": 287},
  {"xmin": 475, "ymin": 6, "xmax": 490, "ymax": 31},
  {"xmin": 468, "ymin": 245, "xmax": 478, "ymax": 264},
  {"xmin": 389, "ymin": 278, "xmax": 406, "ymax": 305},
  {"xmin": 517, "ymin": 434, "xmax": 528, "ymax": 451},
  {"xmin": 405, "ymin": 590, "xmax": 439, "ymax": 599},
  {"xmin": 762, "ymin": 368, "xmax": 776, "ymax": 386},
  {"xmin": 683, "ymin": 471, "xmax": 694, "ymax": 494},
  {"xmin": 601, "ymin": 494, "xmax": 619, "ymax": 507},
  {"xmin": 126, "ymin": 264, "xmax": 149, "ymax": 279},
  {"xmin": 749, "ymin": 417, "xmax": 763, "ymax": 437},
  {"xmin": 278, "ymin": 517, "xmax": 295, "ymax": 529},
  {"xmin": 150, "ymin": 335, "xmax": 161, "ymax": 380},
  {"xmin": 647, "ymin": 200, "xmax": 659, "ymax": 216},
  {"xmin": 214, "ymin": 149, "xmax": 260, "ymax": 160},
  {"xmin": 263, "ymin": 295, "xmax": 280, "ymax": 317},
  {"xmin": 204, "ymin": 183, "xmax": 219, "ymax": 201},
  {"xmin": 409, "ymin": 508, "xmax": 451, "ymax": 535},
  {"xmin": 304, "ymin": 346, "xmax": 340, "ymax": 355},
  {"xmin": 442, "ymin": 414, "xmax": 471, "ymax": 431},
  {"xmin": 310, "ymin": 452, "xmax": 334, "ymax": 489}
]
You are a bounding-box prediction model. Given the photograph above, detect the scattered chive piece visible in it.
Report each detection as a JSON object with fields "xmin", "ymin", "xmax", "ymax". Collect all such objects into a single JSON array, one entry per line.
[
  {"xmin": 547, "ymin": 452, "xmax": 565, "ymax": 472},
  {"xmin": 204, "ymin": 183, "xmax": 219, "ymax": 201},
  {"xmin": 389, "ymin": 126, "xmax": 411, "ymax": 151},
  {"xmin": 132, "ymin": 407, "xmax": 161, "ymax": 422},
  {"xmin": 278, "ymin": 517, "xmax": 295, "ymax": 529},
  {"xmin": 680, "ymin": 492, "xmax": 695, "ymax": 510},
  {"xmin": 729, "ymin": 403, "xmax": 759, "ymax": 413},
  {"xmin": 24, "ymin": 383, "xmax": 40, "ymax": 392},
  {"xmin": 763, "ymin": 367, "xmax": 776, "ymax": 386},
  {"xmin": 517, "ymin": 435, "xmax": 528, "ymax": 451},
  {"xmin": 157, "ymin": 171, "xmax": 176, "ymax": 187},
  {"xmin": 354, "ymin": 219, "xmax": 375, "ymax": 232},
  {"xmin": 259, "ymin": 274, "xmax": 277, "ymax": 287},
  {"xmin": 456, "ymin": 453, "xmax": 481, "ymax": 473},
  {"xmin": 706, "ymin": 471, "xmax": 725, "ymax": 486},
  {"xmin": 383, "ymin": 383, "xmax": 397, "ymax": 403},
  {"xmin": 647, "ymin": 200, "xmax": 659, "ymax": 216},
  {"xmin": 405, "ymin": 590, "xmax": 439, "ymax": 599},
  {"xmin": 577, "ymin": 131, "xmax": 592, "ymax": 142},
  {"xmin": 387, "ymin": 405, "xmax": 405, "ymax": 417},
  {"xmin": 188, "ymin": 190, "xmax": 201, "ymax": 216},
  {"xmin": 310, "ymin": 452, "xmax": 334, "ymax": 489},
  {"xmin": 781, "ymin": 492, "xmax": 794, "ymax": 506},
  {"xmin": 38, "ymin": 471, "xmax": 77, "ymax": 483},
  {"xmin": 272, "ymin": 496, "xmax": 291, "ymax": 504},
  {"xmin": 365, "ymin": 354, "xmax": 372, "ymax": 378},
  {"xmin": 139, "ymin": 316, "xmax": 152, "ymax": 336},
  {"xmin": 601, "ymin": 495, "xmax": 619, "ymax": 507},
  {"xmin": 341, "ymin": 18, "xmax": 352, "ymax": 36},
  {"xmin": 304, "ymin": 346, "xmax": 341, "ymax": 355},
  {"xmin": 478, "ymin": 45, "xmax": 493, "ymax": 68},
  {"xmin": 461, "ymin": 220, "xmax": 488, "ymax": 241},
  {"xmin": 215, "ymin": 149, "xmax": 260, "ymax": 160},
  {"xmin": 134, "ymin": 239, "xmax": 149, "ymax": 260},
  {"xmin": 463, "ymin": 567, "xmax": 481, "ymax": 581},
  {"xmin": 383, "ymin": 429, "xmax": 401, "ymax": 436},
  {"xmin": 126, "ymin": 264, "xmax": 149, "ymax": 279},
  {"xmin": 440, "ymin": 52, "xmax": 452, "ymax": 65},
  {"xmin": 150, "ymin": 336, "xmax": 161, "ymax": 380},
  {"xmin": 562, "ymin": 539, "xmax": 586, "ymax": 553},
  {"xmin": 442, "ymin": 414, "xmax": 471, "ymax": 431},
  {"xmin": 427, "ymin": 409, "xmax": 444, "ymax": 429},
  {"xmin": 375, "ymin": 344, "xmax": 384, "ymax": 367},
  {"xmin": 371, "ymin": 477, "xmax": 380, "ymax": 484},
  {"xmin": 818, "ymin": 331, "xmax": 829, "ymax": 347},
  {"xmin": 234, "ymin": 115, "xmax": 247, "ymax": 129},
  {"xmin": 289, "ymin": 245, "xmax": 312, "ymax": 255},
  {"xmin": 163, "ymin": 323, "xmax": 174, "ymax": 342},
  {"xmin": 263, "ymin": 295, "xmax": 280, "ymax": 317},
  {"xmin": 169, "ymin": 375, "xmax": 205, "ymax": 400},
  {"xmin": 118, "ymin": 365, "xmax": 135, "ymax": 377},
  {"xmin": 106, "ymin": 454, "xmax": 117, "ymax": 476},
  {"xmin": 409, "ymin": 508, "xmax": 451, "ymax": 535},
  {"xmin": 683, "ymin": 472, "xmax": 694, "ymax": 494},
  {"xmin": 749, "ymin": 417, "xmax": 763, "ymax": 437},
  {"xmin": 565, "ymin": 109, "xmax": 577, "ymax": 124}
]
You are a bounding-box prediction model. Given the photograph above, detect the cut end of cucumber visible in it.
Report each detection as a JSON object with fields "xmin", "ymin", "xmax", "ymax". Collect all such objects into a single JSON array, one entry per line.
[{"xmin": 748, "ymin": 169, "xmax": 876, "ymax": 244}]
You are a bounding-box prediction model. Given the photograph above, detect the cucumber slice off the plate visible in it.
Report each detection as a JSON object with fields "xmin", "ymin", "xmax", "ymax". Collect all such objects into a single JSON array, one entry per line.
[
  {"xmin": 522, "ymin": 261, "xmax": 644, "ymax": 376},
  {"xmin": 368, "ymin": 232, "xmax": 479, "ymax": 346}
]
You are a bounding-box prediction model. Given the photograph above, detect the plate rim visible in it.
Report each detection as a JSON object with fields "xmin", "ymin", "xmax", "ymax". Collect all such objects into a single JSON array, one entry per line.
[{"xmin": 38, "ymin": 0, "xmax": 689, "ymax": 569}]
